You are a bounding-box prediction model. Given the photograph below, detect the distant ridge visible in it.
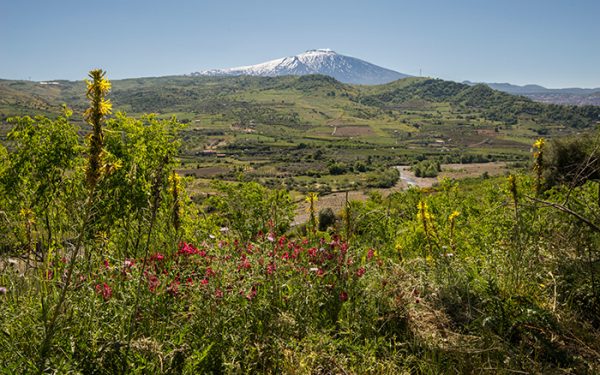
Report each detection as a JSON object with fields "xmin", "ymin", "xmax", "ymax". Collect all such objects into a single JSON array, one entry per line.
[
  {"xmin": 192, "ymin": 49, "xmax": 410, "ymax": 85},
  {"xmin": 464, "ymin": 80, "xmax": 600, "ymax": 106}
]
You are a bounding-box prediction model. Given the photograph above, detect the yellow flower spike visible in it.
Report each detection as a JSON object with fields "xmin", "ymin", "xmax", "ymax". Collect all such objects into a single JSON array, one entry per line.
[
  {"xmin": 449, "ymin": 210, "xmax": 460, "ymax": 221},
  {"xmin": 305, "ymin": 192, "xmax": 318, "ymax": 204},
  {"xmin": 99, "ymin": 99, "xmax": 112, "ymax": 116},
  {"xmin": 168, "ymin": 172, "xmax": 182, "ymax": 194},
  {"xmin": 98, "ymin": 78, "xmax": 111, "ymax": 94},
  {"xmin": 85, "ymin": 69, "xmax": 111, "ymax": 189},
  {"xmin": 533, "ymin": 138, "xmax": 545, "ymax": 150}
]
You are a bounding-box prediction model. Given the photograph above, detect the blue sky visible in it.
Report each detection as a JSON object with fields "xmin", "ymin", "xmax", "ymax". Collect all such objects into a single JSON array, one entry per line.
[{"xmin": 1, "ymin": 0, "xmax": 599, "ymax": 87}]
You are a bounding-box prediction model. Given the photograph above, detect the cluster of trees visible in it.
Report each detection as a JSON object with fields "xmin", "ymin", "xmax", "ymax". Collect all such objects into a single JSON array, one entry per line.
[{"xmin": 412, "ymin": 159, "xmax": 441, "ymax": 177}]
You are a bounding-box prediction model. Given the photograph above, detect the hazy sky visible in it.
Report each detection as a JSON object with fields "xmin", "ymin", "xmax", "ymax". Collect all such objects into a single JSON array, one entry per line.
[{"xmin": 1, "ymin": 0, "xmax": 599, "ymax": 88}]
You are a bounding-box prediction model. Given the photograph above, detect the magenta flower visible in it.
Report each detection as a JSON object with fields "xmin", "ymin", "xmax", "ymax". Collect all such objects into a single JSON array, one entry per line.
[
  {"xmin": 339, "ymin": 291, "xmax": 348, "ymax": 302},
  {"xmin": 356, "ymin": 267, "xmax": 366, "ymax": 278},
  {"xmin": 148, "ymin": 275, "xmax": 160, "ymax": 292},
  {"xmin": 367, "ymin": 248, "xmax": 375, "ymax": 260},
  {"xmin": 95, "ymin": 283, "xmax": 112, "ymax": 301}
]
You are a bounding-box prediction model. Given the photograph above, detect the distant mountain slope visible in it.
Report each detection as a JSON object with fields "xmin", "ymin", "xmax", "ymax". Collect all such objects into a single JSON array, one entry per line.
[
  {"xmin": 1, "ymin": 75, "xmax": 599, "ymax": 130},
  {"xmin": 464, "ymin": 81, "xmax": 600, "ymax": 106},
  {"xmin": 360, "ymin": 78, "xmax": 600, "ymax": 127},
  {"xmin": 192, "ymin": 49, "xmax": 410, "ymax": 85}
]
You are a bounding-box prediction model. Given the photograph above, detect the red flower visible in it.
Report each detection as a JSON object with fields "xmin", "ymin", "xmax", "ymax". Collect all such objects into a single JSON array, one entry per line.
[
  {"xmin": 214, "ymin": 288, "xmax": 223, "ymax": 299},
  {"xmin": 200, "ymin": 278, "xmax": 209, "ymax": 285},
  {"xmin": 95, "ymin": 283, "xmax": 112, "ymax": 300},
  {"xmin": 246, "ymin": 287, "xmax": 257, "ymax": 301},
  {"xmin": 238, "ymin": 255, "xmax": 251, "ymax": 270},
  {"xmin": 205, "ymin": 267, "xmax": 215, "ymax": 278},
  {"xmin": 150, "ymin": 253, "xmax": 165, "ymax": 262},
  {"xmin": 339, "ymin": 291, "xmax": 348, "ymax": 302},
  {"xmin": 278, "ymin": 235, "xmax": 286, "ymax": 246},
  {"xmin": 356, "ymin": 267, "xmax": 366, "ymax": 278},
  {"xmin": 340, "ymin": 242, "xmax": 348, "ymax": 254},
  {"xmin": 167, "ymin": 280, "xmax": 180, "ymax": 296},
  {"xmin": 148, "ymin": 275, "xmax": 160, "ymax": 292},
  {"xmin": 367, "ymin": 248, "xmax": 375, "ymax": 261}
]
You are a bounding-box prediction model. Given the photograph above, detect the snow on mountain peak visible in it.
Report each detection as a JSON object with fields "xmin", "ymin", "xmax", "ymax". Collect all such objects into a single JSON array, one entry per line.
[
  {"xmin": 303, "ymin": 48, "xmax": 336, "ymax": 54},
  {"xmin": 193, "ymin": 49, "xmax": 410, "ymax": 85}
]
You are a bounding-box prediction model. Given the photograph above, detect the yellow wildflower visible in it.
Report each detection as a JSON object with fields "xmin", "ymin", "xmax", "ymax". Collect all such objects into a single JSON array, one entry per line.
[
  {"xmin": 99, "ymin": 99, "xmax": 112, "ymax": 116},
  {"xmin": 305, "ymin": 192, "xmax": 318, "ymax": 204},
  {"xmin": 533, "ymin": 138, "xmax": 545, "ymax": 150},
  {"xmin": 449, "ymin": 210, "xmax": 460, "ymax": 221}
]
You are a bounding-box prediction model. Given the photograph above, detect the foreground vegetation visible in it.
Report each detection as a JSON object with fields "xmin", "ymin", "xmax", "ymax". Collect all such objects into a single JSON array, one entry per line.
[{"xmin": 1, "ymin": 71, "xmax": 600, "ymax": 373}]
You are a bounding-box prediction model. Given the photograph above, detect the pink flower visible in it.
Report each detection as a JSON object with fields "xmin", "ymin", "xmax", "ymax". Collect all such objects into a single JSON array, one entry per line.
[
  {"xmin": 356, "ymin": 267, "xmax": 366, "ymax": 278},
  {"xmin": 0, "ymin": 287, "xmax": 7, "ymax": 295},
  {"xmin": 267, "ymin": 233, "xmax": 275, "ymax": 242},
  {"xmin": 214, "ymin": 288, "xmax": 223, "ymax": 299},
  {"xmin": 178, "ymin": 242, "xmax": 207, "ymax": 256},
  {"xmin": 205, "ymin": 267, "xmax": 215, "ymax": 278},
  {"xmin": 339, "ymin": 291, "xmax": 348, "ymax": 302},
  {"xmin": 167, "ymin": 280, "xmax": 180, "ymax": 296},
  {"xmin": 246, "ymin": 287, "xmax": 257, "ymax": 301},
  {"xmin": 148, "ymin": 275, "xmax": 160, "ymax": 292},
  {"xmin": 95, "ymin": 283, "xmax": 112, "ymax": 300},
  {"xmin": 266, "ymin": 262, "xmax": 276, "ymax": 275},
  {"xmin": 367, "ymin": 248, "xmax": 375, "ymax": 261},
  {"xmin": 278, "ymin": 235, "xmax": 286, "ymax": 246},
  {"xmin": 340, "ymin": 242, "xmax": 348, "ymax": 254},
  {"xmin": 150, "ymin": 253, "xmax": 165, "ymax": 262},
  {"xmin": 238, "ymin": 256, "xmax": 251, "ymax": 270}
]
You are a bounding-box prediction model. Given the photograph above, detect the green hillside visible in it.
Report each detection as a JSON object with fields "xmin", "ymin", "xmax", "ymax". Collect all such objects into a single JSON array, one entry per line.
[{"xmin": 2, "ymin": 75, "xmax": 599, "ymax": 194}]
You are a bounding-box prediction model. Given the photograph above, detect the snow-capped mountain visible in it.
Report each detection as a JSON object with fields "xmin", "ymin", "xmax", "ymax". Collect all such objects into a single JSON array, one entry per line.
[{"xmin": 192, "ymin": 49, "xmax": 410, "ymax": 85}]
